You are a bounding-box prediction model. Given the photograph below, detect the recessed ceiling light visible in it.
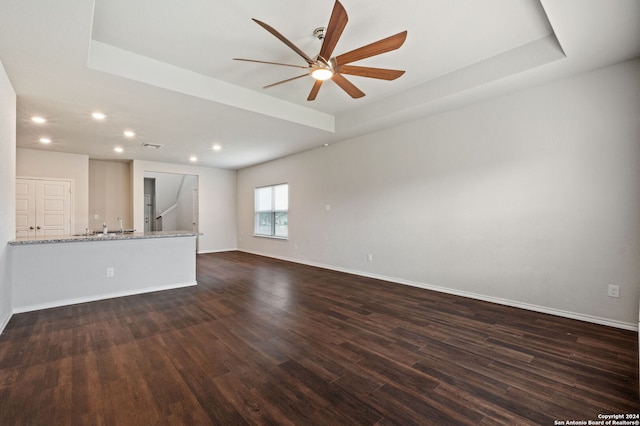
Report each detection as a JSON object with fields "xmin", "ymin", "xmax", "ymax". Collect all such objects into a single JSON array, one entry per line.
[
  {"xmin": 31, "ymin": 116, "xmax": 46, "ymax": 124},
  {"xmin": 114, "ymin": 146, "xmax": 124, "ymax": 153},
  {"xmin": 123, "ymin": 130, "xmax": 135, "ymax": 138},
  {"xmin": 190, "ymin": 156, "xmax": 198, "ymax": 162},
  {"xmin": 212, "ymin": 144, "xmax": 222, "ymax": 151},
  {"xmin": 92, "ymin": 112, "xmax": 106, "ymax": 120},
  {"xmin": 39, "ymin": 138, "xmax": 51, "ymax": 144}
]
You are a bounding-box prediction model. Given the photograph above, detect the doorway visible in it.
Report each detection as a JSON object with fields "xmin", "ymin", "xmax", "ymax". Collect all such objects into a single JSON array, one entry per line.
[
  {"xmin": 144, "ymin": 177, "xmax": 156, "ymax": 232},
  {"xmin": 143, "ymin": 172, "xmax": 198, "ymax": 243}
]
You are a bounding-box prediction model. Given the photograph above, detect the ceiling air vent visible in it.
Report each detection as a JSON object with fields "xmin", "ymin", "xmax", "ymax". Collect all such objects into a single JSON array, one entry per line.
[{"xmin": 141, "ymin": 142, "xmax": 163, "ymax": 149}]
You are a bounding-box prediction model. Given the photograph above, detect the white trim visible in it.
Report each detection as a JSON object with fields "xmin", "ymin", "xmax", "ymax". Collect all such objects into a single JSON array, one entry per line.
[
  {"xmin": 16, "ymin": 175, "xmax": 73, "ymax": 182},
  {"xmin": 239, "ymin": 249, "xmax": 638, "ymax": 332},
  {"xmin": 197, "ymin": 248, "xmax": 238, "ymax": 255},
  {"xmin": 0, "ymin": 311, "xmax": 12, "ymax": 335},
  {"xmin": 12, "ymin": 281, "xmax": 197, "ymax": 314},
  {"xmin": 253, "ymin": 235, "xmax": 288, "ymax": 241},
  {"xmin": 156, "ymin": 202, "xmax": 177, "ymax": 219}
]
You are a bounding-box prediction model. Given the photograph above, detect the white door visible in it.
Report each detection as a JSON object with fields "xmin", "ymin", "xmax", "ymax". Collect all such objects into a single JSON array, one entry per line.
[
  {"xmin": 15, "ymin": 179, "xmax": 36, "ymax": 238},
  {"xmin": 16, "ymin": 178, "xmax": 72, "ymax": 237},
  {"xmin": 144, "ymin": 194, "xmax": 151, "ymax": 232},
  {"xmin": 38, "ymin": 180, "xmax": 71, "ymax": 236}
]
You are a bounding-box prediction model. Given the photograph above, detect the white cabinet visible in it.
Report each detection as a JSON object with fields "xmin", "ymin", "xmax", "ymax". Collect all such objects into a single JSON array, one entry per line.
[{"xmin": 16, "ymin": 178, "xmax": 71, "ymax": 238}]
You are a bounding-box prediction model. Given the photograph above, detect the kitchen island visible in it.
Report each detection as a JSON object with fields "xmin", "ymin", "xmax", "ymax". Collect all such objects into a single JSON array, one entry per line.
[{"xmin": 9, "ymin": 231, "xmax": 197, "ymax": 313}]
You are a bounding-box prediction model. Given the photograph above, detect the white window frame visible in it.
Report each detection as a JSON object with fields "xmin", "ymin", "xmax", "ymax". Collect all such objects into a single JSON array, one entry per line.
[{"xmin": 254, "ymin": 183, "xmax": 288, "ymax": 239}]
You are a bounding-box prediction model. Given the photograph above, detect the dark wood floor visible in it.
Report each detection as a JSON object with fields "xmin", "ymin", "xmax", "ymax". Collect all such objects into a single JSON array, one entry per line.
[{"xmin": 0, "ymin": 251, "xmax": 637, "ymax": 425}]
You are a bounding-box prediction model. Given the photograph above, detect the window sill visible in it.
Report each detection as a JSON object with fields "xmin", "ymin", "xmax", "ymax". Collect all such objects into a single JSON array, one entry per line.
[{"xmin": 253, "ymin": 234, "xmax": 288, "ymax": 241}]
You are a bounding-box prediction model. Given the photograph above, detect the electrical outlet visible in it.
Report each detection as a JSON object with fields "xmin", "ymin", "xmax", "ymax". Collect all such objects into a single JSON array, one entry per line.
[
  {"xmin": 367, "ymin": 253, "xmax": 373, "ymax": 262},
  {"xmin": 607, "ymin": 284, "xmax": 620, "ymax": 298},
  {"xmin": 106, "ymin": 267, "xmax": 114, "ymax": 278}
]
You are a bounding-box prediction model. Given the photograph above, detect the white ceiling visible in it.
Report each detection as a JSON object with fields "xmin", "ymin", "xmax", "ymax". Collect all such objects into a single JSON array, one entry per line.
[{"xmin": 0, "ymin": 0, "xmax": 639, "ymax": 169}]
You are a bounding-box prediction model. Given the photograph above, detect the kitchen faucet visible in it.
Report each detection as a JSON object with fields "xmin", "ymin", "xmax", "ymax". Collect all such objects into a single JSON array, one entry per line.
[{"xmin": 117, "ymin": 216, "xmax": 123, "ymax": 233}]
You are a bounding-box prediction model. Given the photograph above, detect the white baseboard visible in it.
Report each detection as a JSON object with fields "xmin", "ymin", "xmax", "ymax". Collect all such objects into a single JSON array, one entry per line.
[
  {"xmin": 240, "ymin": 250, "xmax": 638, "ymax": 332},
  {"xmin": 12, "ymin": 281, "xmax": 197, "ymax": 314},
  {"xmin": 0, "ymin": 310, "xmax": 12, "ymax": 335},
  {"xmin": 197, "ymin": 248, "xmax": 238, "ymax": 255}
]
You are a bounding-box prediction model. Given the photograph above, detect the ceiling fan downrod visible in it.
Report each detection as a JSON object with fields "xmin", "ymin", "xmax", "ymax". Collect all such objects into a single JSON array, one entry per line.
[{"xmin": 313, "ymin": 27, "xmax": 327, "ymax": 41}]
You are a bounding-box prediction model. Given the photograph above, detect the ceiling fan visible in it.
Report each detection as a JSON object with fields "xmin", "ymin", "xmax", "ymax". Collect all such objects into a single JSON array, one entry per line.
[{"xmin": 234, "ymin": 0, "xmax": 407, "ymax": 101}]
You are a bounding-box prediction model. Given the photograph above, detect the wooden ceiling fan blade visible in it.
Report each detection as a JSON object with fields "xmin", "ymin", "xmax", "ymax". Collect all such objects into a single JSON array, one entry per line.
[
  {"xmin": 307, "ymin": 80, "xmax": 323, "ymax": 101},
  {"xmin": 338, "ymin": 65, "xmax": 404, "ymax": 80},
  {"xmin": 332, "ymin": 73, "xmax": 365, "ymax": 98},
  {"xmin": 335, "ymin": 31, "xmax": 407, "ymax": 66},
  {"xmin": 234, "ymin": 58, "xmax": 310, "ymax": 70},
  {"xmin": 318, "ymin": 0, "xmax": 348, "ymax": 61},
  {"xmin": 252, "ymin": 18, "xmax": 316, "ymax": 65},
  {"xmin": 263, "ymin": 73, "xmax": 309, "ymax": 89}
]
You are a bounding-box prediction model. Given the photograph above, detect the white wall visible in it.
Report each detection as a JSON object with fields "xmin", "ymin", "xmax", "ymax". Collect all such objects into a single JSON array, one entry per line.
[
  {"xmin": 133, "ymin": 160, "xmax": 237, "ymax": 253},
  {"xmin": 238, "ymin": 59, "xmax": 640, "ymax": 329},
  {"xmin": 17, "ymin": 148, "xmax": 89, "ymax": 234},
  {"xmin": 0, "ymin": 61, "xmax": 16, "ymax": 334},
  {"xmin": 89, "ymin": 160, "xmax": 132, "ymax": 232},
  {"xmin": 177, "ymin": 174, "xmax": 198, "ymax": 231}
]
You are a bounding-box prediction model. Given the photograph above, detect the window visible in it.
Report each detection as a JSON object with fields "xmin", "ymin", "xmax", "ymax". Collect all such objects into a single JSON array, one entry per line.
[{"xmin": 254, "ymin": 183, "xmax": 288, "ymax": 238}]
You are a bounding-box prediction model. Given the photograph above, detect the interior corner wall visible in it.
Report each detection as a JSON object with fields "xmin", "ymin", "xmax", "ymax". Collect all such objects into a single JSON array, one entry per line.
[
  {"xmin": 177, "ymin": 175, "xmax": 198, "ymax": 231},
  {"xmin": 237, "ymin": 58, "xmax": 640, "ymax": 329},
  {"xmin": 132, "ymin": 160, "xmax": 237, "ymax": 253},
  {"xmin": 89, "ymin": 160, "xmax": 132, "ymax": 232},
  {"xmin": 16, "ymin": 148, "xmax": 89, "ymax": 234},
  {"xmin": 0, "ymin": 61, "xmax": 16, "ymax": 334}
]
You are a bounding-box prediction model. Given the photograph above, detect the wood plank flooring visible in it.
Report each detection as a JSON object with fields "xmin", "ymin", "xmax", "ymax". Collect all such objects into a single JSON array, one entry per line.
[{"xmin": 0, "ymin": 251, "xmax": 638, "ymax": 424}]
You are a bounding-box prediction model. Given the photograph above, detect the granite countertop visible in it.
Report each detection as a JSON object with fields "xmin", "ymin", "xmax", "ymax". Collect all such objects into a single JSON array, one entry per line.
[{"xmin": 9, "ymin": 231, "xmax": 197, "ymax": 245}]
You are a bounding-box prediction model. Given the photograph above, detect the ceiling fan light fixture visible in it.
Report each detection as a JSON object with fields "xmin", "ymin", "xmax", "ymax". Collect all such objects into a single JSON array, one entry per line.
[{"xmin": 311, "ymin": 66, "xmax": 333, "ymax": 81}]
